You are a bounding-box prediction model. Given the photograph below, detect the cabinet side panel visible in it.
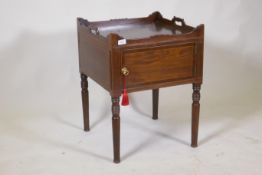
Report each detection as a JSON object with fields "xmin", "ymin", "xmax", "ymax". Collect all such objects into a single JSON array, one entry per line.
[
  {"xmin": 77, "ymin": 21, "xmax": 110, "ymax": 91},
  {"xmin": 194, "ymin": 25, "xmax": 204, "ymax": 83}
]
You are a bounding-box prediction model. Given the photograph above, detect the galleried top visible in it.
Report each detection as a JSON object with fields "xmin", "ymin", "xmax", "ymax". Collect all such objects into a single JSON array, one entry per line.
[{"xmin": 77, "ymin": 11, "xmax": 200, "ymax": 40}]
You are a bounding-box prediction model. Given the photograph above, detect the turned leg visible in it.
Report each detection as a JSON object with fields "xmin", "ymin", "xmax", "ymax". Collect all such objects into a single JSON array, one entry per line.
[
  {"xmin": 111, "ymin": 97, "xmax": 120, "ymax": 163},
  {"xmin": 191, "ymin": 83, "xmax": 201, "ymax": 147},
  {"xmin": 152, "ymin": 89, "xmax": 159, "ymax": 120},
  {"xmin": 81, "ymin": 74, "xmax": 89, "ymax": 131}
]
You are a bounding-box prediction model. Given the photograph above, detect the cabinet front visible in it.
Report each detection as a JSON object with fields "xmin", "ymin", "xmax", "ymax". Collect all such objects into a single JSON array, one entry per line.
[{"xmin": 122, "ymin": 44, "xmax": 195, "ymax": 89}]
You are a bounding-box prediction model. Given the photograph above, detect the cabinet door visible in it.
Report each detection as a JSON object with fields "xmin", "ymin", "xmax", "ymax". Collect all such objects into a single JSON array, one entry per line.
[{"xmin": 122, "ymin": 44, "xmax": 195, "ymax": 89}]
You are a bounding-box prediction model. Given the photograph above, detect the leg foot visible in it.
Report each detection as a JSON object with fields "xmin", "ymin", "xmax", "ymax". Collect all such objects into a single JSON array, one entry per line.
[
  {"xmin": 112, "ymin": 97, "xmax": 120, "ymax": 163},
  {"xmin": 81, "ymin": 74, "xmax": 89, "ymax": 131},
  {"xmin": 152, "ymin": 89, "xmax": 159, "ymax": 120},
  {"xmin": 191, "ymin": 83, "xmax": 201, "ymax": 147}
]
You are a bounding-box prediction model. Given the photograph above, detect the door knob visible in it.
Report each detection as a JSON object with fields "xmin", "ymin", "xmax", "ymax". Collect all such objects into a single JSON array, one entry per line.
[{"xmin": 121, "ymin": 67, "xmax": 129, "ymax": 76}]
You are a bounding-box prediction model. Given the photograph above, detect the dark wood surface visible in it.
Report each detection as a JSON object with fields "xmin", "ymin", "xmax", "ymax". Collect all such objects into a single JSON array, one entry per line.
[
  {"xmin": 123, "ymin": 44, "xmax": 194, "ymax": 88},
  {"xmin": 77, "ymin": 20, "xmax": 111, "ymax": 91},
  {"xmin": 152, "ymin": 89, "xmax": 159, "ymax": 120},
  {"xmin": 98, "ymin": 21, "xmax": 192, "ymax": 39},
  {"xmin": 80, "ymin": 74, "xmax": 89, "ymax": 131},
  {"xmin": 77, "ymin": 11, "xmax": 204, "ymax": 163},
  {"xmin": 191, "ymin": 83, "xmax": 201, "ymax": 147},
  {"xmin": 111, "ymin": 97, "xmax": 120, "ymax": 163}
]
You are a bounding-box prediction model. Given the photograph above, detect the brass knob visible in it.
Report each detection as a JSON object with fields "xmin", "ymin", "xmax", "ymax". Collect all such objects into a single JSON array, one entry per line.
[{"xmin": 121, "ymin": 67, "xmax": 129, "ymax": 76}]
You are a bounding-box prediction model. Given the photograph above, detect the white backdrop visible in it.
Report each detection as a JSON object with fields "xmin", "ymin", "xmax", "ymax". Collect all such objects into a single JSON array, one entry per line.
[{"xmin": 1, "ymin": 0, "xmax": 262, "ymax": 175}]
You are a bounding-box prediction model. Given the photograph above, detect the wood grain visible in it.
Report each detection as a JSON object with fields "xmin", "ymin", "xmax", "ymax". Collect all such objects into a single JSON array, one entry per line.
[{"xmin": 123, "ymin": 44, "xmax": 194, "ymax": 89}]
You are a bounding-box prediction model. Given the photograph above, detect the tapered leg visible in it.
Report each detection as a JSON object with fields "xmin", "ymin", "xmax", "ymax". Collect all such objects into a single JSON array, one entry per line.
[
  {"xmin": 111, "ymin": 97, "xmax": 120, "ymax": 163},
  {"xmin": 191, "ymin": 83, "xmax": 201, "ymax": 147},
  {"xmin": 81, "ymin": 74, "xmax": 89, "ymax": 131},
  {"xmin": 152, "ymin": 89, "xmax": 159, "ymax": 120}
]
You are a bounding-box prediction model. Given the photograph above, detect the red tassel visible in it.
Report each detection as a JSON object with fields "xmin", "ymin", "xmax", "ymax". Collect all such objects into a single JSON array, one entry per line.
[
  {"xmin": 121, "ymin": 89, "xmax": 129, "ymax": 106},
  {"xmin": 121, "ymin": 77, "xmax": 129, "ymax": 106}
]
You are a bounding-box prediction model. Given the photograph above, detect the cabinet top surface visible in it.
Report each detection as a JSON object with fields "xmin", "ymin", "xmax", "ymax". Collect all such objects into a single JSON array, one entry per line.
[{"xmin": 97, "ymin": 21, "xmax": 192, "ymax": 39}]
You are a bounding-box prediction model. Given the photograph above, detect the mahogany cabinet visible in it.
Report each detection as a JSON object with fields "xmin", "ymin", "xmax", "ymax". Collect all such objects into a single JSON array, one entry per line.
[{"xmin": 77, "ymin": 12, "xmax": 204, "ymax": 163}]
